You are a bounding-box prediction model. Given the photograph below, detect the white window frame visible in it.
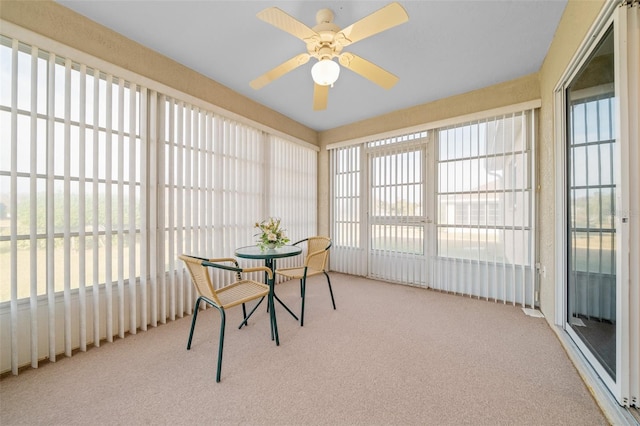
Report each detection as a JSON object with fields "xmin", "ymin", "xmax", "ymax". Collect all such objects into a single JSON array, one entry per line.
[{"xmin": 553, "ymin": 0, "xmax": 637, "ymax": 408}]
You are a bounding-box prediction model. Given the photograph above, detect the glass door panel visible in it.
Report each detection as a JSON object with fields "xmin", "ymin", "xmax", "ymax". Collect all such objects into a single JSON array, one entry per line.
[
  {"xmin": 566, "ymin": 26, "xmax": 616, "ymax": 379},
  {"xmin": 368, "ymin": 145, "xmax": 428, "ymax": 285}
]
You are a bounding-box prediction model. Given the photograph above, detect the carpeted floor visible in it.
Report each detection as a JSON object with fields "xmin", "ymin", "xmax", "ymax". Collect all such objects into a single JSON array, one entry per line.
[{"xmin": 0, "ymin": 273, "xmax": 607, "ymax": 425}]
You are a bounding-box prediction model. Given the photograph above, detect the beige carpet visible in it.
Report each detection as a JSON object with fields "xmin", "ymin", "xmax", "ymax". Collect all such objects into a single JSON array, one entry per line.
[{"xmin": 0, "ymin": 273, "xmax": 607, "ymax": 425}]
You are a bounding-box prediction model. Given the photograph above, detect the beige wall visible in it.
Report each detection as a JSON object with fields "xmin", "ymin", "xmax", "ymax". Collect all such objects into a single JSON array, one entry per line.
[
  {"xmin": 1, "ymin": 0, "xmax": 608, "ymax": 322},
  {"xmin": 317, "ymin": 73, "xmax": 540, "ymax": 146}
]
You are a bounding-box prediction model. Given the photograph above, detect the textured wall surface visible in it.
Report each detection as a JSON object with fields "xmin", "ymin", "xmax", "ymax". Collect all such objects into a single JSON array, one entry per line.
[{"xmin": 318, "ymin": 73, "xmax": 540, "ymax": 146}]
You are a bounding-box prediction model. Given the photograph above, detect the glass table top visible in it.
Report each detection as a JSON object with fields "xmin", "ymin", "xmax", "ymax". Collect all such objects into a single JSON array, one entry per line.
[{"xmin": 235, "ymin": 245, "xmax": 302, "ymax": 260}]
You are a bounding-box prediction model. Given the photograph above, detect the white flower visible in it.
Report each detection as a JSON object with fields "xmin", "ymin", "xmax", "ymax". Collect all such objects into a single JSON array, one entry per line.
[{"xmin": 255, "ymin": 217, "xmax": 290, "ymax": 250}]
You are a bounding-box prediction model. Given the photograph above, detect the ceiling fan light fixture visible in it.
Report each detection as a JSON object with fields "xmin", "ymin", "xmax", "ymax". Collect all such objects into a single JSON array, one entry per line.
[
  {"xmin": 252, "ymin": 3, "xmax": 409, "ymax": 109},
  {"xmin": 311, "ymin": 59, "xmax": 340, "ymax": 86}
]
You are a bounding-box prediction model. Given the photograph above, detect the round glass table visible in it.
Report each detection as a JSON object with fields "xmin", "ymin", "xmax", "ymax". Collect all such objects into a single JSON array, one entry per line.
[{"xmin": 235, "ymin": 244, "xmax": 303, "ymax": 323}]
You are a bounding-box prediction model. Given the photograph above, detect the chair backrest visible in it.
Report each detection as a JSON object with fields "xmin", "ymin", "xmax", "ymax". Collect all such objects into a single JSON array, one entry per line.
[
  {"xmin": 179, "ymin": 254, "xmax": 221, "ymax": 306},
  {"xmin": 305, "ymin": 236, "xmax": 331, "ymax": 271}
]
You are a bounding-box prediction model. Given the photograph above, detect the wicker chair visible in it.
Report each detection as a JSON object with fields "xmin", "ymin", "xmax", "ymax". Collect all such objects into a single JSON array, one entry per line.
[
  {"xmin": 179, "ymin": 254, "xmax": 277, "ymax": 382},
  {"xmin": 274, "ymin": 236, "xmax": 335, "ymax": 326}
]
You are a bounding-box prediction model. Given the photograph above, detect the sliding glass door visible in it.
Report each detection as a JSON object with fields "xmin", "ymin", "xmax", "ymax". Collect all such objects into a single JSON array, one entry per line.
[
  {"xmin": 559, "ymin": 2, "xmax": 639, "ymax": 407},
  {"xmin": 566, "ymin": 25, "xmax": 617, "ymax": 380}
]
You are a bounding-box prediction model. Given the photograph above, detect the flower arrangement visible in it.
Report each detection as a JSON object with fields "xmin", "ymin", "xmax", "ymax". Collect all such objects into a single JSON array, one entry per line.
[{"xmin": 254, "ymin": 217, "xmax": 290, "ymax": 250}]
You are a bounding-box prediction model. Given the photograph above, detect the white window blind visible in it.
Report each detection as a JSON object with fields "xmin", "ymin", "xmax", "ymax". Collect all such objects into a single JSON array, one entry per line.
[
  {"xmin": 329, "ymin": 111, "xmax": 536, "ymax": 306},
  {"xmin": 0, "ymin": 34, "xmax": 318, "ymax": 375},
  {"xmin": 268, "ymin": 134, "xmax": 317, "ymax": 243},
  {"xmin": 266, "ymin": 135, "xmax": 318, "ymax": 276},
  {"xmin": 367, "ymin": 133, "xmax": 428, "ymax": 285},
  {"xmin": 330, "ymin": 145, "xmax": 366, "ymax": 275},
  {"xmin": 162, "ymin": 100, "xmax": 268, "ymax": 301},
  {"xmin": 0, "ymin": 36, "xmax": 146, "ymax": 374},
  {"xmin": 435, "ymin": 111, "xmax": 536, "ymax": 306}
]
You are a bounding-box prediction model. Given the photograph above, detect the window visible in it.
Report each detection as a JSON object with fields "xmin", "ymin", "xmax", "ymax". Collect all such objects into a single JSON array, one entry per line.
[
  {"xmin": 332, "ymin": 145, "xmax": 361, "ymax": 249},
  {"xmin": 434, "ymin": 112, "xmax": 535, "ymax": 305},
  {"xmin": 369, "ymin": 146, "xmax": 425, "ymax": 256},
  {"xmin": 268, "ymin": 135, "xmax": 318, "ymax": 240},
  {"xmin": 329, "ymin": 113, "xmax": 535, "ymax": 301},
  {"xmin": 436, "ymin": 114, "xmax": 532, "ymax": 265},
  {"xmin": 0, "ymin": 36, "xmax": 143, "ymax": 303},
  {"xmin": 0, "ymin": 32, "xmax": 318, "ymax": 374}
]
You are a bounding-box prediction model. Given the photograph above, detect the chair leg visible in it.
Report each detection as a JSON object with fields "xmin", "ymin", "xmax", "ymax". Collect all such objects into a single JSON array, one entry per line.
[
  {"xmin": 187, "ymin": 297, "xmax": 203, "ymax": 350},
  {"xmin": 324, "ymin": 271, "xmax": 336, "ymax": 310},
  {"xmin": 215, "ymin": 306, "xmax": 226, "ymax": 383},
  {"xmin": 300, "ymin": 277, "xmax": 306, "ymax": 327}
]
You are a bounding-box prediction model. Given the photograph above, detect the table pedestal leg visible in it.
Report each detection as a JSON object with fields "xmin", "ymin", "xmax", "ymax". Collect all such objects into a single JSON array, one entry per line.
[
  {"xmin": 268, "ymin": 275, "xmax": 279, "ymax": 345},
  {"xmin": 238, "ymin": 297, "xmax": 265, "ymax": 329},
  {"xmin": 267, "ymin": 258, "xmax": 298, "ymax": 320}
]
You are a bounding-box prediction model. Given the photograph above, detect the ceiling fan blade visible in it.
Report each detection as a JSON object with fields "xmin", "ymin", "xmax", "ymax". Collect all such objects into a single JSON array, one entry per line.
[
  {"xmin": 250, "ymin": 53, "xmax": 310, "ymax": 90},
  {"xmin": 339, "ymin": 53, "xmax": 399, "ymax": 89},
  {"xmin": 257, "ymin": 7, "xmax": 319, "ymax": 43},
  {"xmin": 313, "ymin": 83, "xmax": 329, "ymax": 111},
  {"xmin": 336, "ymin": 2, "xmax": 409, "ymax": 47}
]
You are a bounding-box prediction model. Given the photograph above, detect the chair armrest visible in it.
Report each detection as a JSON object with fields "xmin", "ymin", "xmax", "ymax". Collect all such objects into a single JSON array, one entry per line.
[
  {"xmin": 202, "ymin": 259, "xmax": 242, "ymax": 274},
  {"xmin": 206, "ymin": 257, "xmax": 240, "ymax": 268},
  {"xmin": 240, "ymin": 266, "xmax": 273, "ymax": 280},
  {"xmin": 180, "ymin": 255, "xmax": 240, "ymax": 269},
  {"xmin": 202, "ymin": 260, "xmax": 273, "ymax": 280}
]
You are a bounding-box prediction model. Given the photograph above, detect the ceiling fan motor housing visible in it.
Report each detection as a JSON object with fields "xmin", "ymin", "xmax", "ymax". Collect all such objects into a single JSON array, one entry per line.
[{"xmin": 308, "ymin": 9, "xmax": 343, "ymax": 60}]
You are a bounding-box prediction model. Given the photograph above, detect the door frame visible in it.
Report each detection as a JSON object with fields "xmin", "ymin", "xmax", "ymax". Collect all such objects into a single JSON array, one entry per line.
[
  {"xmin": 553, "ymin": 0, "xmax": 631, "ymax": 406},
  {"xmin": 364, "ymin": 136, "xmax": 432, "ymax": 286}
]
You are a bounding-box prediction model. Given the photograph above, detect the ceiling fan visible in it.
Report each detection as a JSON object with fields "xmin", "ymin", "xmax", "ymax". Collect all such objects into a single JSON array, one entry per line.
[{"xmin": 250, "ymin": 2, "xmax": 409, "ymax": 111}]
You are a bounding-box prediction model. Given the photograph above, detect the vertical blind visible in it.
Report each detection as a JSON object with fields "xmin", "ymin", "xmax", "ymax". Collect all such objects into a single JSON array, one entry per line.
[
  {"xmin": 435, "ymin": 112, "xmax": 536, "ymax": 306},
  {"xmin": 0, "ymin": 37, "xmax": 146, "ymax": 373},
  {"xmin": 330, "ymin": 145, "xmax": 366, "ymax": 276},
  {"xmin": 329, "ymin": 111, "xmax": 536, "ymax": 306},
  {"xmin": 265, "ymin": 135, "xmax": 318, "ymax": 279},
  {"xmin": 367, "ymin": 133, "xmax": 428, "ymax": 285},
  {"xmin": 0, "ymin": 34, "xmax": 317, "ymax": 375}
]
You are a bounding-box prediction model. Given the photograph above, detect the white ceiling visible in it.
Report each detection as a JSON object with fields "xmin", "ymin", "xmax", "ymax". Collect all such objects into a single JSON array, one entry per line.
[{"xmin": 55, "ymin": 0, "xmax": 567, "ymax": 132}]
